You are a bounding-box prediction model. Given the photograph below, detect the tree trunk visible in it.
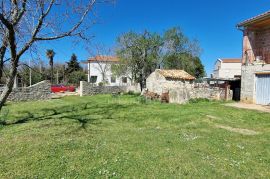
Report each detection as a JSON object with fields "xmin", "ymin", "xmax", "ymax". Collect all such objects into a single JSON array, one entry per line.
[
  {"xmin": 50, "ymin": 58, "xmax": 54, "ymax": 84},
  {"xmin": 139, "ymin": 73, "xmax": 143, "ymax": 92},
  {"xmin": 0, "ymin": 62, "xmax": 17, "ymax": 111},
  {"xmin": 0, "ymin": 43, "xmax": 7, "ymax": 81},
  {"xmin": 0, "ymin": 26, "xmax": 19, "ymax": 111}
]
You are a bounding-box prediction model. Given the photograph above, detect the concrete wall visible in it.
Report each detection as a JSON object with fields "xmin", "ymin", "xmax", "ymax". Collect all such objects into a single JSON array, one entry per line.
[
  {"xmin": 219, "ymin": 63, "xmax": 242, "ymax": 78},
  {"xmin": 0, "ymin": 80, "xmax": 51, "ymax": 102},
  {"xmin": 241, "ymin": 64, "xmax": 270, "ymax": 103},
  {"xmin": 213, "ymin": 60, "xmax": 241, "ymax": 78},
  {"xmin": 80, "ymin": 81, "xmax": 141, "ymax": 96}
]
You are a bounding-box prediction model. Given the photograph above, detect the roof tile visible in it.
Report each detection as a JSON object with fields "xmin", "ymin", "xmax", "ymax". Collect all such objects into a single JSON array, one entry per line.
[
  {"xmin": 157, "ymin": 69, "xmax": 195, "ymax": 80},
  {"xmin": 88, "ymin": 56, "xmax": 119, "ymax": 62}
]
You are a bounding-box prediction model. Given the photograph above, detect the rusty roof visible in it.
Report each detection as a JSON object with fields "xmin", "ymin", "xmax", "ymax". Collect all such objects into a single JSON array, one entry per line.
[
  {"xmin": 220, "ymin": 58, "xmax": 241, "ymax": 63},
  {"xmin": 88, "ymin": 56, "xmax": 119, "ymax": 62},
  {"xmin": 237, "ymin": 10, "xmax": 270, "ymax": 28},
  {"xmin": 157, "ymin": 69, "xmax": 195, "ymax": 80}
]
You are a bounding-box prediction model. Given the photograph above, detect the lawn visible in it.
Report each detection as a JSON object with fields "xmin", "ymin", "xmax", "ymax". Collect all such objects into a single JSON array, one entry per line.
[{"xmin": 0, "ymin": 95, "xmax": 269, "ymax": 178}]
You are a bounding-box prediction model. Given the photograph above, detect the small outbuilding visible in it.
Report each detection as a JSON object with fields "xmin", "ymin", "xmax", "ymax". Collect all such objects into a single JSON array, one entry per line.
[{"xmin": 146, "ymin": 69, "xmax": 195, "ymax": 95}]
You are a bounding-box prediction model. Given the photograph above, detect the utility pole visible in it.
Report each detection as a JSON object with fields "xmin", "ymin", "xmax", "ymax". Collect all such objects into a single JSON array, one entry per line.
[
  {"xmin": 29, "ymin": 59, "xmax": 32, "ymax": 86},
  {"xmin": 56, "ymin": 70, "xmax": 59, "ymax": 84}
]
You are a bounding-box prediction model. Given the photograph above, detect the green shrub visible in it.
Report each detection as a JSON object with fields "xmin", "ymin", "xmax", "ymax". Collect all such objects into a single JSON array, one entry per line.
[
  {"xmin": 67, "ymin": 71, "xmax": 87, "ymax": 85},
  {"xmin": 137, "ymin": 96, "xmax": 147, "ymax": 104},
  {"xmin": 123, "ymin": 91, "xmax": 141, "ymax": 96},
  {"xmin": 189, "ymin": 98, "xmax": 210, "ymax": 104}
]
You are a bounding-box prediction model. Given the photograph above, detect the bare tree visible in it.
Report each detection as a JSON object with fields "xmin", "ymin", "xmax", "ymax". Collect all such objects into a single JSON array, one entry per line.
[{"xmin": 0, "ymin": 0, "xmax": 111, "ymax": 110}]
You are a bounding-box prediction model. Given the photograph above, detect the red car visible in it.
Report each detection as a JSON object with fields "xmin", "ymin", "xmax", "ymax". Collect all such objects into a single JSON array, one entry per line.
[{"xmin": 51, "ymin": 85, "xmax": 76, "ymax": 93}]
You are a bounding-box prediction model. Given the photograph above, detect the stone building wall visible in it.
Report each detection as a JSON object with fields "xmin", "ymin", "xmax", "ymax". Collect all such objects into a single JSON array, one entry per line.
[
  {"xmin": 146, "ymin": 71, "xmax": 193, "ymax": 95},
  {"xmin": 168, "ymin": 87, "xmax": 230, "ymax": 104},
  {"xmin": 0, "ymin": 80, "xmax": 51, "ymax": 102},
  {"xmin": 241, "ymin": 64, "xmax": 270, "ymax": 103}
]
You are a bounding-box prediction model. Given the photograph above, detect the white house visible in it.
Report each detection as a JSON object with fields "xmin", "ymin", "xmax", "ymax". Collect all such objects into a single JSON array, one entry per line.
[
  {"xmin": 85, "ymin": 56, "xmax": 132, "ymax": 86},
  {"xmin": 212, "ymin": 58, "xmax": 242, "ymax": 79}
]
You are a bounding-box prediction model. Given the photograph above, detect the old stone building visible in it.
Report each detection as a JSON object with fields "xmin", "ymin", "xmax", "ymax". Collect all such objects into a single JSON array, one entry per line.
[
  {"xmin": 237, "ymin": 11, "xmax": 270, "ymax": 105},
  {"xmin": 146, "ymin": 69, "xmax": 231, "ymax": 104},
  {"xmin": 146, "ymin": 69, "xmax": 195, "ymax": 95}
]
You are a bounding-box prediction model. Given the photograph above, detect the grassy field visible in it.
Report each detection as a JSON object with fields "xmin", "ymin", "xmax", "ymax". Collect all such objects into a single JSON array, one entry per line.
[{"xmin": 0, "ymin": 95, "xmax": 269, "ymax": 178}]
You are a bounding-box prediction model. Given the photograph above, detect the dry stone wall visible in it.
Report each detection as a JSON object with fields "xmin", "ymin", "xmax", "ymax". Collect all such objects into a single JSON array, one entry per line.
[
  {"xmin": 0, "ymin": 80, "xmax": 51, "ymax": 102},
  {"xmin": 168, "ymin": 87, "xmax": 230, "ymax": 104},
  {"xmin": 79, "ymin": 81, "xmax": 141, "ymax": 96}
]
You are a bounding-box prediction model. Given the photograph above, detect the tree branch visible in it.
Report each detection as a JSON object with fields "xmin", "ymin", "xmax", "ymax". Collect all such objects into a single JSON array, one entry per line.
[
  {"xmin": 17, "ymin": 0, "xmax": 55, "ymax": 58},
  {"xmin": 13, "ymin": 0, "xmax": 27, "ymax": 26},
  {"xmin": 34, "ymin": 0, "xmax": 96, "ymax": 41}
]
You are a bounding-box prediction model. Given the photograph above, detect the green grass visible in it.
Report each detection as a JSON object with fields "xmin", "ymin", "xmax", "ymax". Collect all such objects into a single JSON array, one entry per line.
[{"xmin": 0, "ymin": 95, "xmax": 269, "ymax": 178}]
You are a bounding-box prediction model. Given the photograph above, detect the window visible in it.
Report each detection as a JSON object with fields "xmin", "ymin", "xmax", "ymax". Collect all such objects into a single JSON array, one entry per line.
[
  {"xmin": 111, "ymin": 76, "xmax": 116, "ymax": 83},
  {"xmin": 122, "ymin": 77, "xmax": 127, "ymax": 83},
  {"xmin": 90, "ymin": 76, "xmax": 97, "ymax": 83}
]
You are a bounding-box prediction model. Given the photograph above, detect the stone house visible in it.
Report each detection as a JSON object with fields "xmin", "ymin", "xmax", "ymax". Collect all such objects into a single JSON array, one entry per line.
[
  {"xmin": 84, "ymin": 56, "xmax": 132, "ymax": 86},
  {"xmin": 146, "ymin": 69, "xmax": 231, "ymax": 104},
  {"xmin": 237, "ymin": 11, "xmax": 270, "ymax": 105},
  {"xmin": 146, "ymin": 69, "xmax": 195, "ymax": 95},
  {"xmin": 212, "ymin": 58, "xmax": 242, "ymax": 79}
]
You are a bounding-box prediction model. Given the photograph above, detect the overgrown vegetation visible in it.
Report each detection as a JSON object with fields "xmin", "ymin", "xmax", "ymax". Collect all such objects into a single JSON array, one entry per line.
[
  {"xmin": 113, "ymin": 27, "xmax": 206, "ymax": 91},
  {"xmin": 0, "ymin": 95, "xmax": 269, "ymax": 178}
]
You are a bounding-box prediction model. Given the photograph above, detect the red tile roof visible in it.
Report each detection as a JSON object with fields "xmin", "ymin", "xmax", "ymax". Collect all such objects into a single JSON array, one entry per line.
[
  {"xmin": 88, "ymin": 56, "xmax": 119, "ymax": 62},
  {"xmin": 237, "ymin": 10, "xmax": 270, "ymax": 27},
  {"xmin": 157, "ymin": 69, "xmax": 195, "ymax": 80},
  {"xmin": 220, "ymin": 58, "xmax": 241, "ymax": 63}
]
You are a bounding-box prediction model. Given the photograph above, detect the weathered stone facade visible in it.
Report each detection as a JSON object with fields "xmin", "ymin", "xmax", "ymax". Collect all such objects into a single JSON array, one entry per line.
[
  {"xmin": 79, "ymin": 81, "xmax": 140, "ymax": 96},
  {"xmin": 241, "ymin": 64, "xmax": 270, "ymax": 103},
  {"xmin": 0, "ymin": 80, "xmax": 51, "ymax": 102},
  {"xmin": 145, "ymin": 69, "xmax": 232, "ymax": 104},
  {"xmin": 146, "ymin": 70, "xmax": 194, "ymax": 95},
  {"xmin": 169, "ymin": 87, "xmax": 230, "ymax": 104}
]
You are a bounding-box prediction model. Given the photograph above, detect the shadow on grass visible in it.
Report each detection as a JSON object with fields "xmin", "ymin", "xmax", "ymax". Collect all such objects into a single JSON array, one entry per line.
[{"xmin": 0, "ymin": 101, "xmax": 135, "ymax": 130}]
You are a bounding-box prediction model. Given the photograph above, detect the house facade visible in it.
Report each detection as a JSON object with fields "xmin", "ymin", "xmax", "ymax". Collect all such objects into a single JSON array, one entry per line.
[
  {"xmin": 237, "ymin": 11, "xmax": 270, "ymax": 105},
  {"xmin": 212, "ymin": 58, "xmax": 242, "ymax": 79},
  {"xmin": 86, "ymin": 56, "xmax": 132, "ymax": 86}
]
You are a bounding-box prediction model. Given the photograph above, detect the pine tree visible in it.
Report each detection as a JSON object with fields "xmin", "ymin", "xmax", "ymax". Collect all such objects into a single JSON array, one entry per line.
[{"xmin": 66, "ymin": 53, "xmax": 81, "ymax": 74}]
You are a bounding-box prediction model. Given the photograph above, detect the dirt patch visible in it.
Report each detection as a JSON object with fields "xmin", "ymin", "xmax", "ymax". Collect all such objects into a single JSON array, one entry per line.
[
  {"xmin": 215, "ymin": 124, "xmax": 259, "ymax": 135},
  {"xmin": 206, "ymin": 115, "xmax": 220, "ymax": 120},
  {"xmin": 225, "ymin": 103, "xmax": 270, "ymax": 113},
  {"xmin": 51, "ymin": 92, "xmax": 78, "ymax": 99}
]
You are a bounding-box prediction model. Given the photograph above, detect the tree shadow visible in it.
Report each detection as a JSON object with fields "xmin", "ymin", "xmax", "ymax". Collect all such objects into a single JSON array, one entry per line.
[{"xmin": 0, "ymin": 101, "xmax": 137, "ymax": 132}]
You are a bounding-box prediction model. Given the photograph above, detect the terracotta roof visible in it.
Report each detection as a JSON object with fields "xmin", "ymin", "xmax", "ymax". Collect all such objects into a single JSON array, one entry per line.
[
  {"xmin": 157, "ymin": 69, "xmax": 195, "ymax": 80},
  {"xmin": 219, "ymin": 58, "xmax": 241, "ymax": 63},
  {"xmin": 237, "ymin": 10, "xmax": 270, "ymax": 27},
  {"xmin": 88, "ymin": 56, "xmax": 119, "ymax": 62}
]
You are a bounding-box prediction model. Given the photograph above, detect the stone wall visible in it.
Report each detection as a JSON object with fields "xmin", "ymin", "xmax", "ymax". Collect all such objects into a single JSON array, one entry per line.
[
  {"xmin": 79, "ymin": 81, "xmax": 141, "ymax": 96},
  {"xmin": 241, "ymin": 64, "xmax": 270, "ymax": 103},
  {"xmin": 0, "ymin": 80, "xmax": 51, "ymax": 102},
  {"xmin": 166, "ymin": 87, "xmax": 231, "ymax": 104}
]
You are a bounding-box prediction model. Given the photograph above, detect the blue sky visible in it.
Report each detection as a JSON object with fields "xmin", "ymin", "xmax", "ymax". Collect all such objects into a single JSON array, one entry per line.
[{"xmin": 31, "ymin": 0, "xmax": 270, "ymax": 76}]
